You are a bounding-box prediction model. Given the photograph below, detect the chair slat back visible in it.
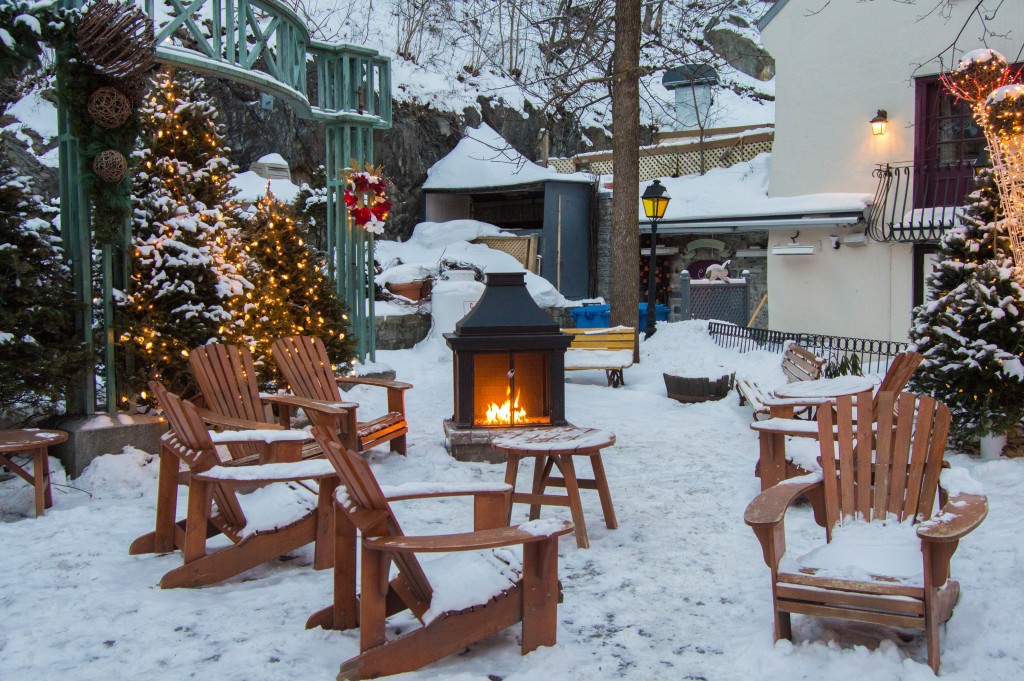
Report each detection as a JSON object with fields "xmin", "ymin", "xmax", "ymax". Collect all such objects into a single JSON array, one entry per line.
[
  {"xmin": 273, "ymin": 336, "xmax": 341, "ymax": 402},
  {"xmin": 190, "ymin": 343, "xmax": 267, "ymax": 460},
  {"xmin": 189, "ymin": 343, "xmax": 266, "ymax": 424},
  {"xmin": 818, "ymin": 390, "xmax": 950, "ymax": 528},
  {"xmin": 310, "ymin": 427, "xmax": 433, "ymax": 606},
  {"xmin": 872, "ymin": 352, "xmax": 924, "ymax": 416},
  {"xmin": 149, "ymin": 381, "xmax": 247, "ymax": 529}
]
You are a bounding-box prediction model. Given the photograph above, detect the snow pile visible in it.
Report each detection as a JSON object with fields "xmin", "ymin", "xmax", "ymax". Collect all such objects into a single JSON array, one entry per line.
[
  {"xmin": 375, "ymin": 219, "xmax": 568, "ymax": 310},
  {"xmin": 3, "ymin": 320, "xmax": 1023, "ymax": 680},
  {"xmin": 642, "ymin": 153, "xmax": 872, "ymax": 223},
  {"xmin": 423, "ymin": 123, "xmax": 592, "ymax": 190}
]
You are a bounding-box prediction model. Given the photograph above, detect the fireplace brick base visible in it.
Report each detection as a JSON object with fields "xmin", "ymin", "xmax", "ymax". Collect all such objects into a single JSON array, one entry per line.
[{"xmin": 444, "ymin": 419, "xmax": 569, "ymax": 463}]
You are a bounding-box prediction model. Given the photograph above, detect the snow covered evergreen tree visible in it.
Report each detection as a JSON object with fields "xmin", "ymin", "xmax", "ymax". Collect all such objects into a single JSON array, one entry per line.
[
  {"xmin": 240, "ymin": 190, "xmax": 355, "ymax": 387},
  {"xmin": 118, "ymin": 69, "xmax": 250, "ymax": 400},
  {"xmin": 0, "ymin": 156, "xmax": 86, "ymax": 418},
  {"xmin": 909, "ymin": 167, "xmax": 1024, "ymax": 446},
  {"xmin": 292, "ymin": 164, "xmax": 328, "ymax": 253}
]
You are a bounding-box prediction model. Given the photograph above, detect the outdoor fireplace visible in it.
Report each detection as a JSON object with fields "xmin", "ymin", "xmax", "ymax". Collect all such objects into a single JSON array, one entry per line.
[{"xmin": 444, "ymin": 272, "xmax": 571, "ymax": 461}]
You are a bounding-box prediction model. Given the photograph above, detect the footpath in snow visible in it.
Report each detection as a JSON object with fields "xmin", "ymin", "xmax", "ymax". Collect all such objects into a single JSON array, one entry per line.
[{"xmin": 1, "ymin": 321, "xmax": 1021, "ymax": 681}]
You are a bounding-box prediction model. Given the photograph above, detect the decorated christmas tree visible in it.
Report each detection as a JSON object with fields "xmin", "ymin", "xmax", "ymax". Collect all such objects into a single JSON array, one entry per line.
[
  {"xmin": 239, "ymin": 190, "xmax": 355, "ymax": 386},
  {"xmin": 117, "ymin": 69, "xmax": 251, "ymax": 400},
  {"xmin": 0, "ymin": 156, "xmax": 87, "ymax": 418},
  {"xmin": 909, "ymin": 167, "xmax": 1024, "ymax": 446}
]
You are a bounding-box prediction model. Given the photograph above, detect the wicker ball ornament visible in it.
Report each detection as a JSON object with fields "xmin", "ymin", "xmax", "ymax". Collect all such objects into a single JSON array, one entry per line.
[
  {"xmin": 93, "ymin": 149, "xmax": 128, "ymax": 183},
  {"xmin": 77, "ymin": 0, "xmax": 156, "ymax": 79},
  {"xmin": 118, "ymin": 73, "xmax": 152, "ymax": 104},
  {"xmin": 87, "ymin": 86, "xmax": 132, "ymax": 129}
]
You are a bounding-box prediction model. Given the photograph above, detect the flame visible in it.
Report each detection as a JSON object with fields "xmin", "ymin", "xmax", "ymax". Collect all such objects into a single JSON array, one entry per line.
[{"xmin": 484, "ymin": 386, "xmax": 527, "ymax": 425}]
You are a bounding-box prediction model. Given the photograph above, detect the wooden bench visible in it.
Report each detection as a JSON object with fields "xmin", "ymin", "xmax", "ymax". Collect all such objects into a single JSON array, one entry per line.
[
  {"xmin": 737, "ymin": 342, "xmax": 824, "ymax": 417},
  {"xmin": 562, "ymin": 326, "xmax": 636, "ymax": 388}
]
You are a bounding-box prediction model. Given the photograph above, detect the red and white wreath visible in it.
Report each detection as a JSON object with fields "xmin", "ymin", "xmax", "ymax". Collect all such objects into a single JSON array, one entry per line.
[{"xmin": 344, "ymin": 171, "xmax": 391, "ymax": 235}]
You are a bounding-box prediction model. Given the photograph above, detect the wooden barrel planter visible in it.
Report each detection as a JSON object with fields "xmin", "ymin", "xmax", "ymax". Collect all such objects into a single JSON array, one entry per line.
[
  {"xmin": 385, "ymin": 279, "xmax": 431, "ymax": 302},
  {"xmin": 663, "ymin": 371, "xmax": 735, "ymax": 404}
]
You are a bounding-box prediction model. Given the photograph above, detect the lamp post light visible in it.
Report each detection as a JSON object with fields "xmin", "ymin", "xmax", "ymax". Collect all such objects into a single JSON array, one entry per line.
[{"xmin": 642, "ymin": 179, "xmax": 671, "ymax": 339}]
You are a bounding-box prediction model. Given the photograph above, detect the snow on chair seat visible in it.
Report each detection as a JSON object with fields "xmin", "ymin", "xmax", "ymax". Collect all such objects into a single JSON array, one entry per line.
[
  {"xmin": 132, "ymin": 381, "xmax": 338, "ymax": 589},
  {"xmin": 737, "ymin": 342, "xmax": 824, "ymax": 418}
]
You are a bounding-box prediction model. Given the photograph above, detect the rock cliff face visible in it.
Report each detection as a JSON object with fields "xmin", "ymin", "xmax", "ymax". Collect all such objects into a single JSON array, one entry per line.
[{"xmin": 209, "ymin": 77, "xmax": 602, "ymax": 241}]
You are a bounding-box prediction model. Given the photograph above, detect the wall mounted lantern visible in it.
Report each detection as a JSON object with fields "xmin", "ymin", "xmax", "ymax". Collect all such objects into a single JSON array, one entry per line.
[{"xmin": 870, "ymin": 109, "xmax": 888, "ymax": 136}]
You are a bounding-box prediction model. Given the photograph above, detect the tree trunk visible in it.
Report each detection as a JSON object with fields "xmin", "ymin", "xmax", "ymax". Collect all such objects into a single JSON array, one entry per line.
[{"xmin": 609, "ymin": 0, "xmax": 641, "ymax": 347}]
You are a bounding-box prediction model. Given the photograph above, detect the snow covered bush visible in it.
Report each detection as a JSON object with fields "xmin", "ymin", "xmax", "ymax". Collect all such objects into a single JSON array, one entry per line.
[{"xmin": 0, "ymin": 156, "xmax": 87, "ymax": 419}]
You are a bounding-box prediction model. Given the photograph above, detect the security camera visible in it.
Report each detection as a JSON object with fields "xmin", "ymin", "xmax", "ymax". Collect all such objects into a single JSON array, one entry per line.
[{"xmin": 828, "ymin": 235, "xmax": 841, "ymax": 250}]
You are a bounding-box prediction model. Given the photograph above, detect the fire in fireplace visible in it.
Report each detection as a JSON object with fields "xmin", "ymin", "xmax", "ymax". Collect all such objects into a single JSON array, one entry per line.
[{"xmin": 443, "ymin": 272, "xmax": 571, "ymax": 461}]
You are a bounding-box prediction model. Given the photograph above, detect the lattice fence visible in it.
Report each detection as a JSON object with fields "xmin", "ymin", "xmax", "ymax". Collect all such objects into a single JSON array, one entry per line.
[
  {"xmin": 549, "ymin": 138, "xmax": 772, "ymax": 181},
  {"xmin": 473, "ymin": 235, "xmax": 540, "ymax": 273},
  {"xmin": 678, "ymin": 273, "xmax": 749, "ymax": 326}
]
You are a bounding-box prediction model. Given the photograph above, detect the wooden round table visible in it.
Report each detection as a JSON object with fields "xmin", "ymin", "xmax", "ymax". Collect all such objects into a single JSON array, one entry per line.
[
  {"xmin": 0, "ymin": 429, "xmax": 67, "ymax": 517},
  {"xmin": 493, "ymin": 426, "xmax": 616, "ymax": 549}
]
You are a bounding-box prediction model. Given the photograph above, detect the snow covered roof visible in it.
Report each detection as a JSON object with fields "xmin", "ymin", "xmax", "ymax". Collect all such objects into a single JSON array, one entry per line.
[
  {"xmin": 637, "ymin": 153, "xmax": 871, "ymax": 233},
  {"xmin": 257, "ymin": 153, "xmax": 288, "ymax": 166},
  {"xmin": 231, "ymin": 170, "xmax": 300, "ymax": 203},
  {"xmin": 423, "ymin": 123, "xmax": 592, "ymax": 191}
]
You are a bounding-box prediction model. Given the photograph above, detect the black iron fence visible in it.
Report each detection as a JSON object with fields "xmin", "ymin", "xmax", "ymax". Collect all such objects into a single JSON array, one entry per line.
[
  {"xmin": 869, "ymin": 160, "xmax": 976, "ymax": 242},
  {"xmin": 707, "ymin": 321, "xmax": 909, "ymax": 375}
]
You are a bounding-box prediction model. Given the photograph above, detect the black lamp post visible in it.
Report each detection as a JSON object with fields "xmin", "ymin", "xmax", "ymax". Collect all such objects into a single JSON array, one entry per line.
[{"xmin": 642, "ymin": 179, "xmax": 671, "ymax": 339}]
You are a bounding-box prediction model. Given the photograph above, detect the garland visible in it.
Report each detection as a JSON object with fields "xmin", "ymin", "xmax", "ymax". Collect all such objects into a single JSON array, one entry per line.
[
  {"xmin": 3, "ymin": 1, "xmax": 154, "ymax": 245},
  {"xmin": 344, "ymin": 171, "xmax": 391, "ymax": 235}
]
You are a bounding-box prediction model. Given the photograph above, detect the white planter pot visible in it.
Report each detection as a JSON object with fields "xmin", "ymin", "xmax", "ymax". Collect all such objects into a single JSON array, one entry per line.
[{"xmin": 979, "ymin": 432, "xmax": 1007, "ymax": 460}]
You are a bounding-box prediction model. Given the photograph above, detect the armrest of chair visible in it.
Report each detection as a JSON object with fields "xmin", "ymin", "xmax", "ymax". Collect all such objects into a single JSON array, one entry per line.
[
  {"xmin": 207, "ymin": 429, "xmax": 310, "ymax": 445},
  {"xmin": 196, "ymin": 407, "xmax": 282, "ymax": 432},
  {"xmin": 362, "ymin": 519, "xmax": 574, "ymax": 553},
  {"xmin": 380, "ymin": 481, "xmax": 513, "ymax": 502},
  {"xmin": 381, "ymin": 482, "xmax": 513, "ymax": 531},
  {"xmin": 336, "ymin": 376, "xmax": 413, "ymax": 391},
  {"xmin": 917, "ymin": 492, "xmax": 988, "ymax": 543},
  {"xmin": 193, "ymin": 458, "xmax": 337, "ymax": 483},
  {"xmin": 262, "ymin": 394, "xmax": 358, "ymax": 414},
  {"xmin": 744, "ymin": 476, "xmax": 823, "ymax": 528},
  {"xmin": 744, "ymin": 475, "xmax": 823, "ymax": 569}
]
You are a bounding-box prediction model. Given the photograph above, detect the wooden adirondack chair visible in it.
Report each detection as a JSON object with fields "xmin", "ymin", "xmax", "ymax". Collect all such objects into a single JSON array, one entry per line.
[
  {"xmin": 132, "ymin": 381, "xmax": 339, "ymax": 589},
  {"xmin": 306, "ymin": 425, "xmax": 574, "ymax": 680},
  {"xmin": 189, "ymin": 342, "xmax": 352, "ymax": 463},
  {"xmin": 272, "ymin": 335, "xmax": 412, "ymax": 455},
  {"xmin": 745, "ymin": 390, "xmax": 988, "ymax": 673}
]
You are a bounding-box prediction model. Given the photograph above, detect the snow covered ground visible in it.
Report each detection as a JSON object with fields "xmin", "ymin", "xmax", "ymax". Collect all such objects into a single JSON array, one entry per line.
[{"xmin": 1, "ymin": 321, "xmax": 1021, "ymax": 680}]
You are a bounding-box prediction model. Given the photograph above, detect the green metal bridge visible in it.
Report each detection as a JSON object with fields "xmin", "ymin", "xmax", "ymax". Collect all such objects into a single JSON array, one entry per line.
[{"xmin": 58, "ymin": 0, "xmax": 392, "ymax": 413}]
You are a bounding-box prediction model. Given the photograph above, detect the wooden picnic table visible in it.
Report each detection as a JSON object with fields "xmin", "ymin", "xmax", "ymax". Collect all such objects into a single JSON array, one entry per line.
[
  {"xmin": 493, "ymin": 426, "xmax": 617, "ymax": 549},
  {"xmin": 0, "ymin": 429, "xmax": 68, "ymax": 517}
]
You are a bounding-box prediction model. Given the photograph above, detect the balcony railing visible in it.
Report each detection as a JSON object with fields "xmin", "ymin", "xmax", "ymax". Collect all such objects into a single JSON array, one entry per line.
[{"xmin": 869, "ymin": 161, "xmax": 976, "ymax": 242}]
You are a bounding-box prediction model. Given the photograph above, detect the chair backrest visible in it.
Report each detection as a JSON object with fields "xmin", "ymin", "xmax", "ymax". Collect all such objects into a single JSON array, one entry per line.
[
  {"xmin": 817, "ymin": 390, "xmax": 950, "ymax": 530},
  {"xmin": 310, "ymin": 426, "xmax": 433, "ymax": 611},
  {"xmin": 189, "ymin": 343, "xmax": 267, "ymax": 425},
  {"xmin": 272, "ymin": 336, "xmax": 342, "ymax": 402},
  {"xmin": 149, "ymin": 380, "xmax": 247, "ymax": 529},
  {"xmin": 782, "ymin": 343, "xmax": 824, "ymax": 383},
  {"xmin": 874, "ymin": 351, "xmax": 924, "ymax": 398}
]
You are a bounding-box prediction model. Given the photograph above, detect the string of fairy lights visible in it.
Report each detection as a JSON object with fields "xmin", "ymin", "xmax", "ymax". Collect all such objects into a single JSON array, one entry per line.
[{"xmin": 119, "ymin": 71, "xmax": 354, "ymax": 398}]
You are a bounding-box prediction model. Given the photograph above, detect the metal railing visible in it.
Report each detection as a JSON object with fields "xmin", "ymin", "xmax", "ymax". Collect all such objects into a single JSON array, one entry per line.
[
  {"xmin": 869, "ymin": 160, "xmax": 976, "ymax": 242},
  {"xmin": 707, "ymin": 321, "xmax": 909, "ymax": 374}
]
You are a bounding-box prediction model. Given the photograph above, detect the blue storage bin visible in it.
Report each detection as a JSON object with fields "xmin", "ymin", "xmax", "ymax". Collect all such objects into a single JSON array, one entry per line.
[
  {"xmin": 569, "ymin": 304, "xmax": 610, "ymax": 328},
  {"xmin": 638, "ymin": 303, "xmax": 670, "ymax": 327}
]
